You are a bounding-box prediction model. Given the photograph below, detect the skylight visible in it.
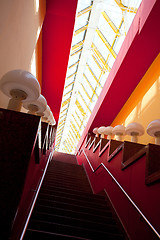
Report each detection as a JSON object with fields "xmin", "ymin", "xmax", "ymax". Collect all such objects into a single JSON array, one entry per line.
[{"xmin": 55, "ymin": 0, "xmax": 142, "ymax": 154}]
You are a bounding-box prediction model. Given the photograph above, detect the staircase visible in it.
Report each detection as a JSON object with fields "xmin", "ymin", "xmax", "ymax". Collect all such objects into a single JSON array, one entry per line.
[{"xmin": 24, "ymin": 152, "xmax": 126, "ymax": 239}]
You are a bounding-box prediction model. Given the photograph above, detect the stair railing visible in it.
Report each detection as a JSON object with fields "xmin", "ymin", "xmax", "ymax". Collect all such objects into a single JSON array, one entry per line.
[
  {"xmin": 80, "ymin": 149, "xmax": 160, "ymax": 239},
  {"xmin": 20, "ymin": 149, "xmax": 54, "ymax": 240}
]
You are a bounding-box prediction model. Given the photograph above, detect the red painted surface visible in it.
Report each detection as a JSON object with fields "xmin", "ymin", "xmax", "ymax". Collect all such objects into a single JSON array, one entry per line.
[
  {"xmin": 42, "ymin": 0, "xmax": 78, "ymax": 123},
  {"xmin": 76, "ymin": 0, "xmax": 160, "ymax": 154},
  {"xmin": 10, "ymin": 150, "xmax": 52, "ymax": 240},
  {"xmin": 77, "ymin": 137, "xmax": 160, "ymax": 240}
]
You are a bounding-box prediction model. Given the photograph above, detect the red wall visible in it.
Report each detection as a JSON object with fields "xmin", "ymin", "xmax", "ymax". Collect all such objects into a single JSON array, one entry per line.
[
  {"xmin": 77, "ymin": 138, "xmax": 160, "ymax": 239},
  {"xmin": 42, "ymin": 0, "xmax": 78, "ymax": 123},
  {"xmin": 10, "ymin": 149, "xmax": 52, "ymax": 240}
]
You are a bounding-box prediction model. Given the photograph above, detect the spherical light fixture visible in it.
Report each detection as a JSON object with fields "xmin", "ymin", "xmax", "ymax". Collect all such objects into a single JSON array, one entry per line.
[
  {"xmin": 147, "ymin": 119, "xmax": 160, "ymax": 145},
  {"xmin": 98, "ymin": 126, "xmax": 106, "ymax": 138},
  {"xmin": 93, "ymin": 127, "xmax": 99, "ymax": 137},
  {"xmin": 103, "ymin": 126, "xmax": 113, "ymax": 140},
  {"xmin": 0, "ymin": 69, "xmax": 40, "ymax": 111},
  {"xmin": 23, "ymin": 94, "xmax": 47, "ymax": 115},
  {"xmin": 112, "ymin": 125, "xmax": 126, "ymax": 141},
  {"xmin": 42, "ymin": 105, "xmax": 51, "ymax": 123},
  {"xmin": 126, "ymin": 122, "xmax": 145, "ymax": 143}
]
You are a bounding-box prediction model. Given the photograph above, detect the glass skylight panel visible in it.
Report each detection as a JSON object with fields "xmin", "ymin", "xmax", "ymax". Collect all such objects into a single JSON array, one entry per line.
[
  {"xmin": 95, "ymin": 85, "xmax": 102, "ymax": 96},
  {"xmin": 69, "ymin": 51, "xmax": 81, "ymax": 65},
  {"xmin": 77, "ymin": 0, "xmax": 92, "ymax": 12},
  {"xmin": 87, "ymin": 56, "xmax": 101, "ymax": 79},
  {"xmin": 82, "ymin": 81, "xmax": 92, "ymax": 99},
  {"xmin": 100, "ymin": 71, "xmax": 109, "ymax": 86},
  {"xmin": 107, "ymin": 54, "xmax": 115, "ymax": 69},
  {"xmin": 72, "ymin": 117, "xmax": 79, "ymax": 129},
  {"xmin": 79, "ymin": 86, "xmax": 90, "ymax": 104},
  {"xmin": 65, "ymin": 77, "xmax": 75, "ymax": 87},
  {"xmin": 77, "ymin": 93, "xmax": 87, "ymax": 112},
  {"xmin": 74, "ymin": 114, "xmax": 81, "ymax": 126},
  {"xmin": 98, "ymin": 14, "xmax": 116, "ymax": 46},
  {"xmin": 84, "ymin": 66, "xmax": 97, "ymax": 89},
  {"xmin": 67, "ymin": 65, "xmax": 77, "ymax": 77},
  {"xmin": 82, "ymin": 80, "xmax": 93, "ymax": 98},
  {"xmin": 105, "ymin": 1, "xmax": 122, "ymax": 29},
  {"xmin": 75, "ymin": 106, "xmax": 84, "ymax": 120},
  {"xmin": 62, "ymin": 94, "xmax": 70, "ymax": 103},
  {"xmin": 82, "ymin": 113, "xmax": 90, "ymax": 126},
  {"xmin": 91, "ymin": 55, "xmax": 103, "ymax": 70},
  {"xmin": 112, "ymin": 34, "xmax": 124, "ymax": 55},
  {"xmin": 72, "ymin": 30, "xmax": 86, "ymax": 46},
  {"xmin": 93, "ymin": 34, "xmax": 109, "ymax": 61},
  {"xmin": 89, "ymin": 102, "xmax": 95, "ymax": 112},
  {"xmin": 75, "ymin": 110, "xmax": 83, "ymax": 122},
  {"xmin": 122, "ymin": 11, "xmax": 136, "ymax": 33},
  {"xmin": 63, "ymin": 87, "xmax": 73, "ymax": 97},
  {"xmin": 74, "ymin": 11, "xmax": 90, "ymax": 31}
]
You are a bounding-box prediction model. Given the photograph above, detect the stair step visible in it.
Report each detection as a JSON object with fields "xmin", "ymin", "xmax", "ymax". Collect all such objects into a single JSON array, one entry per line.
[
  {"xmin": 43, "ymin": 176, "xmax": 90, "ymax": 185},
  {"xmin": 44, "ymin": 174, "xmax": 89, "ymax": 182},
  {"xmin": 41, "ymin": 182, "xmax": 92, "ymax": 193},
  {"xmin": 24, "ymin": 229, "xmax": 89, "ymax": 240},
  {"xmin": 52, "ymin": 152, "xmax": 78, "ymax": 165},
  {"xmin": 33, "ymin": 204, "xmax": 113, "ymax": 222},
  {"xmin": 42, "ymin": 180, "xmax": 91, "ymax": 191},
  {"xmin": 39, "ymin": 187, "xmax": 106, "ymax": 203},
  {"xmin": 40, "ymin": 184, "xmax": 93, "ymax": 195},
  {"xmin": 28, "ymin": 219, "xmax": 124, "ymax": 240},
  {"xmin": 37, "ymin": 192, "xmax": 107, "ymax": 209},
  {"xmin": 35, "ymin": 198, "xmax": 112, "ymax": 216},
  {"xmin": 46, "ymin": 170, "xmax": 87, "ymax": 179},
  {"xmin": 47, "ymin": 163, "xmax": 86, "ymax": 173},
  {"xmin": 49, "ymin": 159, "xmax": 81, "ymax": 167},
  {"xmin": 31, "ymin": 211, "xmax": 118, "ymax": 232},
  {"xmin": 48, "ymin": 162, "xmax": 84, "ymax": 172},
  {"xmin": 44, "ymin": 175, "xmax": 88, "ymax": 183}
]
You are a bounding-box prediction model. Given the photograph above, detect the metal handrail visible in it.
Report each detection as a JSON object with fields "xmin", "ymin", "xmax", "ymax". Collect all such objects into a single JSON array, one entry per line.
[
  {"xmin": 20, "ymin": 149, "xmax": 54, "ymax": 240},
  {"xmin": 81, "ymin": 149, "xmax": 160, "ymax": 239}
]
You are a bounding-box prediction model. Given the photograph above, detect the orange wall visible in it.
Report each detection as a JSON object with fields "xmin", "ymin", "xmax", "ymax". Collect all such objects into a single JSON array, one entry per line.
[
  {"xmin": 0, "ymin": 0, "xmax": 46, "ymax": 109},
  {"xmin": 111, "ymin": 53, "xmax": 160, "ymax": 145}
]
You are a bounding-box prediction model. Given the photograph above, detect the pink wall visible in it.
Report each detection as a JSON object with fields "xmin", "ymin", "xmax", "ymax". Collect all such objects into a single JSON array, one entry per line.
[{"xmin": 77, "ymin": 137, "xmax": 160, "ymax": 239}]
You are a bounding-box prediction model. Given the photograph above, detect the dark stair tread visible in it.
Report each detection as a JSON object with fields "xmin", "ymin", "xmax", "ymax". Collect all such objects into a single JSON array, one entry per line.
[
  {"xmin": 45, "ymin": 171, "xmax": 87, "ymax": 179},
  {"xmin": 35, "ymin": 198, "xmax": 112, "ymax": 215},
  {"xmin": 50, "ymin": 159, "xmax": 81, "ymax": 166},
  {"xmin": 25, "ymin": 229, "xmax": 89, "ymax": 240},
  {"xmin": 33, "ymin": 204, "xmax": 114, "ymax": 221},
  {"xmin": 52, "ymin": 153, "xmax": 78, "ymax": 165},
  {"xmin": 43, "ymin": 175, "xmax": 89, "ymax": 183},
  {"xmin": 42, "ymin": 178, "xmax": 91, "ymax": 188},
  {"xmin": 41, "ymin": 184, "xmax": 91, "ymax": 192},
  {"xmin": 31, "ymin": 211, "xmax": 118, "ymax": 231},
  {"xmin": 41, "ymin": 182, "xmax": 91, "ymax": 190},
  {"xmin": 28, "ymin": 219, "xmax": 124, "ymax": 239},
  {"xmin": 41, "ymin": 183, "xmax": 93, "ymax": 193},
  {"xmin": 37, "ymin": 192, "xmax": 108, "ymax": 209},
  {"xmin": 39, "ymin": 186, "xmax": 106, "ymax": 202},
  {"xmin": 48, "ymin": 161, "xmax": 85, "ymax": 171}
]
